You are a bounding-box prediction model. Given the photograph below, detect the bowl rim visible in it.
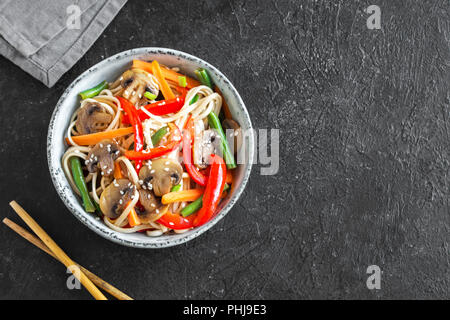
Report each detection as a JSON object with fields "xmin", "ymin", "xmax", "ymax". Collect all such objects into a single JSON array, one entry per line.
[{"xmin": 47, "ymin": 47, "xmax": 254, "ymax": 248}]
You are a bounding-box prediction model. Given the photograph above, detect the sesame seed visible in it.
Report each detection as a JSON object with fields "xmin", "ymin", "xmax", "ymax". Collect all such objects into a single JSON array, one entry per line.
[
  {"xmin": 150, "ymin": 169, "xmax": 155, "ymax": 174},
  {"xmin": 164, "ymin": 168, "xmax": 169, "ymax": 172}
]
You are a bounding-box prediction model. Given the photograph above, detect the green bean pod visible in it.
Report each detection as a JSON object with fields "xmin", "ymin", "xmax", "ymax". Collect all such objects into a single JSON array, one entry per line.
[
  {"xmin": 190, "ymin": 94, "xmax": 199, "ymax": 105},
  {"xmin": 181, "ymin": 196, "xmax": 203, "ymax": 217},
  {"xmin": 208, "ymin": 112, "xmax": 237, "ymax": 169},
  {"xmin": 79, "ymin": 80, "xmax": 109, "ymax": 99},
  {"xmin": 181, "ymin": 184, "xmax": 230, "ymax": 217},
  {"xmin": 151, "ymin": 126, "xmax": 168, "ymax": 146},
  {"xmin": 195, "ymin": 68, "xmax": 214, "ymax": 89},
  {"xmin": 70, "ymin": 157, "xmax": 96, "ymax": 213}
]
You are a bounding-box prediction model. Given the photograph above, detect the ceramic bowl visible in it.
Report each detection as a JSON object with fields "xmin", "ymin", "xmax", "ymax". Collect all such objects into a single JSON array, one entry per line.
[{"xmin": 47, "ymin": 48, "xmax": 254, "ymax": 248}]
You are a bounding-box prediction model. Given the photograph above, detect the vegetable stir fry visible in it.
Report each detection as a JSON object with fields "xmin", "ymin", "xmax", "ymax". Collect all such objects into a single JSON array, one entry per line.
[{"xmin": 62, "ymin": 60, "xmax": 241, "ymax": 236}]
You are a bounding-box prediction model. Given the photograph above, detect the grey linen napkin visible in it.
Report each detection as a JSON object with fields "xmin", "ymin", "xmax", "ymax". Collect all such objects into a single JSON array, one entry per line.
[{"xmin": 0, "ymin": 0, "xmax": 127, "ymax": 87}]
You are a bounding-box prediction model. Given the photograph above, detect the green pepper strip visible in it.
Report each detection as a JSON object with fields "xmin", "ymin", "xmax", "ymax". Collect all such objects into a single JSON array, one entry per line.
[
  {"xmin": 144, "ymin": 91, "xmax": 157, "ymax": 100},
  {"xmin": 208, "ymin": 112, "xmax": 237, "ymax": 169},
  {"xmin": 79, "ymin": 80, "xmax": 109, "ymax": 99},
  {"xmin": 178, "ymin": 76, "xmax": 187, "ymax": 88},
  {"xmin": 70, "ymin": 157, "xmax": 96, "ymax": 212},
  {"xmin": 181, "ymin": 184, "xmax": 229, "ymax": 217},
  {"xmin": 151, "ymin": 126, "xmax": 168, "ymax": 146},
  {"xmin": 171, "ymin": 184, "xmax": 182, "ymax": 192}
]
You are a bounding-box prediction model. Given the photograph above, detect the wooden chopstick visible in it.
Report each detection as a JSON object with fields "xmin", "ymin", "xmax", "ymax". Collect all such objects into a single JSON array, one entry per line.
[
  {"xmin": 9, "ymin": 201, "xmax": 108, "ymax": 300},
  {"xmin": 2, "ymin": 217, "xmax": 133, "ymax": 300}
]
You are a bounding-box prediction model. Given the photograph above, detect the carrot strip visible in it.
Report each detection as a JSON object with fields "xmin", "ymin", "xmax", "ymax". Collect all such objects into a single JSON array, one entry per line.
[
  {"xmin": 161, "ymin": 189, "xmax": 204, "ymax": 205},
  {"xmin": 114, "ymin": 161, "xmax": 123, "ymax": 179},
  {"xmin": 151, "ymin": 60, "xmax": 175, "ymax": 100},
  {"xmin": 226, "ymin": 171, "xmax": 233, "ymax": 184},
  {"xmin": 66, "ymin": 127, "xmax": 134, "ymax": 146},
  {"xmin": 183, "ymin": 114, "xmax": 192, "ymax": 130},
  {"xmin": 128, "ymin": 207, "xmax": 141, "ymax": 227},
  {"xmin": 132, "ymin": 60, "xmax": 200, "ymax": 89}
]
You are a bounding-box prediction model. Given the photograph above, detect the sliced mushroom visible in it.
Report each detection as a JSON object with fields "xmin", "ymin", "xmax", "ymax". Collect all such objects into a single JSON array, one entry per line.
[
  {"xmin": 120, "ymin": 69, "xmax": 158, "ymax": 105},
  {"xmin": 136, "ymin": 189, "xmax": 168, "ymax": 223},
  {"xmin": 193, "ymin": 119, "xmax": 221, "ymax": 169},
  {"xmin": 85, "ymin": 139, "xmax": 120, "ymax": 176},
  {"xmin": 99, "ymin": 179, "xmax": 135, "ymax": 219},
  {"xmin": 222, "ymin": 119, "xmax": 242, "ymax": 154},
  {"xmin": 139, "ymin": 158, "xmax": 183, "ymax": 196},
  {"xmin": 75, "ymin": 102, "xmax": 113, "ymax": 135}
]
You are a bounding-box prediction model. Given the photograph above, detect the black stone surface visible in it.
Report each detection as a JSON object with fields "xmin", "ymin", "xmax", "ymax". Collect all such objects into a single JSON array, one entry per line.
[{"xmin": 0, "ymin": 0, "xmax": 448, "ymax": 299}]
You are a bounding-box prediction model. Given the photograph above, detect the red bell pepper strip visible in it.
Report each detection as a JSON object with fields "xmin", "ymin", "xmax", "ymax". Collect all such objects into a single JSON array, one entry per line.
[
  {"xmin": 183, "ymin": 119, "xmax": 207, "ymax": 186},
  {"xmin": 177, "ymin": 86, "xmax": 188, "ymax": 97},
  {"xmin": 124, "ymin": 123, "xmax": 182, "ymax": 161},
  {"xmin": 158, "ymin": 211, "xmax": 195, "ymax": 230},
  {"xmin": 193, "ymin": 154, "xmax": 226, "ymax": 227},
  {"xmin": 122, "ymin": 97, "xmax": 185, "ymax": 124},
  {"xmin": 117, "ymin": 97, "xmax": 144, "ymax": 173}
]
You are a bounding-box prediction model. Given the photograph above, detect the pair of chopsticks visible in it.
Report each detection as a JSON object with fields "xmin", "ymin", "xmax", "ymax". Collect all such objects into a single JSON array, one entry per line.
[{"xmin": 4, "ymin": 200, "xmax": 133, "ymax": 300}]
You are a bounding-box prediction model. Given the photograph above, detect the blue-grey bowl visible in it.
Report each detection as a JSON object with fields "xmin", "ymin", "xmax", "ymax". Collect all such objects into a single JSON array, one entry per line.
[{"xmin": 47, "ymin": 48, "xmax": 254, "ymax": 248}]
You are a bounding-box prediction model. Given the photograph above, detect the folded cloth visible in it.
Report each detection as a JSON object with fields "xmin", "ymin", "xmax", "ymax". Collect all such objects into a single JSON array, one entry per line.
[{"xmin": 0, "ymin": 0, "xmax": 127, "ymax": 87}]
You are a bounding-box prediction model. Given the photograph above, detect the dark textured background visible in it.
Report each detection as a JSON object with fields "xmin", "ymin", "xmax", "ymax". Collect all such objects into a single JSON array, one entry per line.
[{"xmin": 0, "ymin": 0, "xmax": 449, "ymax": 299}]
